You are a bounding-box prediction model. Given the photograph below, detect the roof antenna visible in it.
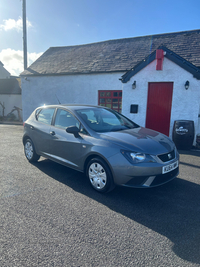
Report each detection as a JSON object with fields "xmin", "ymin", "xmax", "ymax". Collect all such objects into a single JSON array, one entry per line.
[{"xmin": 55, "ymin": 94, "xmax": 61, "ymax": 104}]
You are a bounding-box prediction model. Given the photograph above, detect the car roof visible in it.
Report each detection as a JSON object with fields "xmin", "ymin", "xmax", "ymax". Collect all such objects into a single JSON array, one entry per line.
[{"xmin": 37, "ymin": 104, "xmax": 105, "ymax": 111}]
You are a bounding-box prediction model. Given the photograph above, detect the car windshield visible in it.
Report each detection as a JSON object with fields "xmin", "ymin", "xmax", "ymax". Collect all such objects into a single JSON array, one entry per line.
[{"xmin": 76, "ymin": 108, "xmax": 139, "ymax": 132}]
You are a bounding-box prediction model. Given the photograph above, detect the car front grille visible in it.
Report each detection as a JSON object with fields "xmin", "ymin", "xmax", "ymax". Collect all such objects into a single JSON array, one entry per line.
[
  {"xmin": 157, "ymin": 149, "xmax": 175, "ymax": 162},
  {"xmin": 150, "ymin": 167, "xmax": 179, "ymax": 186},
  {"xmin": 124, "ymin": 167, "xmax": 179, "ymax": 187}
]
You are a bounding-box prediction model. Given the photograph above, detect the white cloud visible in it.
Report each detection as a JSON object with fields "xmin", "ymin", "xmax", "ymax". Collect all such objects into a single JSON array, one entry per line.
[
  {"xmin": 0, "ymin": 48, "xmax": 43, "ymax": 76},
  {"xmin": 0, "ymin": 17, "xmax": 32, "ymax": 32}
]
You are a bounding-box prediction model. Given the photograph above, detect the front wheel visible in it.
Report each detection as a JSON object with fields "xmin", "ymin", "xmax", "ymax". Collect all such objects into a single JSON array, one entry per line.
[
  {"xmin": 24, "ymin": 139, "xmax": 40, "ymax": 162},
  {"xmin": 86, "ymin": 158, "xmax": 115, "ymax": 193}
]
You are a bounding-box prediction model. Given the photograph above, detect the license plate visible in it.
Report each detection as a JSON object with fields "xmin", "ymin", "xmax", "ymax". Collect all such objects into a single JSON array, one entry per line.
[{"xmin": 162, "ymin": 161, "xmax": 178, "ymax": 174}]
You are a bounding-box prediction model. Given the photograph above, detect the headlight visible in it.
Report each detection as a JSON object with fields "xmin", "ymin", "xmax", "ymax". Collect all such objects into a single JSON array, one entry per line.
[
  {"xmin": 121, "ymin": 150, "xmax": 156, "ymax": 164},
  {"xmin": 130, "ymin": 152, "xmax": 146, "ymax": 162}
]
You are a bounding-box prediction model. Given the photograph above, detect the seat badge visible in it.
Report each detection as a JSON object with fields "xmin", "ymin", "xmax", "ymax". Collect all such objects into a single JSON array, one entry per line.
[{"xmin": 168, "ymin": 153, "xmax": 172, "ymax": 160}]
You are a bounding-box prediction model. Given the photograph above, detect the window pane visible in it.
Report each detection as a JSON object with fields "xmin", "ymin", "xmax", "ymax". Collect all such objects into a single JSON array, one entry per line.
[
  {"xmin": 55, "ymin": 109, "xmax": 80, "ymax": 129},
  {"xmin": 113, "ymin": 92, "xmax": 118, "ymax": 97},
  {"xmin": 119, "ymin": 92, "xmax": 122, "ymax": 97},
  {"xmin": 78, "ymin": 109, "xmax": 97, "ymax": 123},
  {"xmin": 37, "ymin": 108, "xmax": 55, "ymax": 125},
  {"xmin": 106, "ymin": 98, "xmax": 111, "ymax": 103},
  {"xmin": 100, "ymin": 98, "xmax": 105, "ymax": 104},
  {"xmin": 113, "ymin": 103, "xmax": 119, "ymax": 109},
  {"xmin": 106, "ymin": 92, "xmax": 111, "ymax": 97},
  {"xmin": 106, "ymin": 104, "xmax": 111, "ymax": 108},
  {"xmin": 100, "ymin": 92, "xmax": 105, "ymax": 97},
  {"xmin": 77, "ymin": 107, "xmax": 137, "ymax": 132},
  {"xmin": 112, "ymin": 99, "xmax": 118, "ymax": 103}
]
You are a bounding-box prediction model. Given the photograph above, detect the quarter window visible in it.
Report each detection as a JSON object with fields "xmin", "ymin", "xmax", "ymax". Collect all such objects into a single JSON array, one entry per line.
[
  {"xmin": 98, "ymin": 90, "xmax": 122, "ymax": 113},
  {"xmin": 37, "ymin": 108, "xmax": 55, "ymax": 125}
]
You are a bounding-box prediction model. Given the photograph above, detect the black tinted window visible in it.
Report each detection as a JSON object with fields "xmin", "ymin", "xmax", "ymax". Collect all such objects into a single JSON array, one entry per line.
[{"xmin": 37, "ymin": 108, "xmax": 55, "ymax": 125}]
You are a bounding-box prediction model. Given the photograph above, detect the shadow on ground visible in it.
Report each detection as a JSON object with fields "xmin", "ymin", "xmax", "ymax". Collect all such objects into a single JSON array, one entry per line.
[{"xmin": 33, "ymin": 150, "xmax": 200, "ymax": 265}]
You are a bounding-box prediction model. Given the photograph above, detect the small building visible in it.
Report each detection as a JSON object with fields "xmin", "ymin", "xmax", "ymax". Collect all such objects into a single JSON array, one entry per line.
[
  {"xmin": 0, "ymin": 62, "xmax": 22, "ymax": 121},
  {"xmin": 20, "ymin": 29, "xmax": 200, "ymax": 143},
  {"xmin": 0, "ymin": 61, "xmax": 10, "ymax": 79}
]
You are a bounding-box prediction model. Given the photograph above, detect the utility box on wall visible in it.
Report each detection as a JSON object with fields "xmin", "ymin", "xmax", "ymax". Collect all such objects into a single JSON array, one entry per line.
[{"xmin": 130, "ymin": 104, "xmax": 138, "ymax": 114}]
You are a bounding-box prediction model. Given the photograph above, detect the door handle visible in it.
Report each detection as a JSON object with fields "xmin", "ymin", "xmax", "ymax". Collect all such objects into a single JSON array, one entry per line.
[{"xmin": 50, "ymin": 131, "xmax": 55, "ymax": 136}]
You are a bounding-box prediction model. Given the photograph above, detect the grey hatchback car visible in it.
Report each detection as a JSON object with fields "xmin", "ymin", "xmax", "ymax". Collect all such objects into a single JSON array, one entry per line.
[{"xmin": 23, "ymin": 104, "xmax": 179, "ymax": 193}]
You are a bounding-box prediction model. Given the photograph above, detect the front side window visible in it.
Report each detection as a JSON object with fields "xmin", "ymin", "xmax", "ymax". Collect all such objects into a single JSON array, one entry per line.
[
  {"xmin": 37, "ymin": 108, "xmax": 55, "ymax": 125},
  {"xmin": 54, "ymin": 109, "xmax": 80, "ymax": 129}
]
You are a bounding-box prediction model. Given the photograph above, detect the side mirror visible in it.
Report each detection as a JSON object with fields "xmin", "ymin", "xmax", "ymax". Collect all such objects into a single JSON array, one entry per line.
[{"xmin": 66, "ymin": 126, "xmax": 80, "ymax": 137}]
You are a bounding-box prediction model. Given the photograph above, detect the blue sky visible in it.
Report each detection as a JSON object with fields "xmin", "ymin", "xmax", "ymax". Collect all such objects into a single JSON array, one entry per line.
[{"xmin": 0, "ymin": 0, "xmax": 199, "ymax": 75}]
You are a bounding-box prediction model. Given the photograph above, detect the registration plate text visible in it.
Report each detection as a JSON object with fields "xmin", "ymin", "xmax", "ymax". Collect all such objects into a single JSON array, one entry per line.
[{"xmin": 162, "ymin": 161, "xmax": 178, "ymax": 174}]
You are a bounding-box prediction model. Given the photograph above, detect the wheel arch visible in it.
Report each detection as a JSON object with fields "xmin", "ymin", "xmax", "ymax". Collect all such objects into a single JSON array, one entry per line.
[
  {"xmin": 22, "ymin": 135, "xmax": 30, "ymax": 145},
  {"xmin": 84, "ymin": 153, "xmax": 114, "ymax": 178},
  {"xmin": 23, "ymin": 135, "xmax": 40, "ymax": 156}
]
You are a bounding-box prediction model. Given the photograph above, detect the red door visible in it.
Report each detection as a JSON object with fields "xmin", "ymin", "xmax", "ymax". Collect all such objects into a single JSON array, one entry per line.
[{"xmin": 146, "ymin": 82, "xmax": 173, "ymax": 136}]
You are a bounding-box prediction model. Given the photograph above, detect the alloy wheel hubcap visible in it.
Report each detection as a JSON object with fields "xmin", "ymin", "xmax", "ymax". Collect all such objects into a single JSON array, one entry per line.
[
  {"xmin": 89, "ymin": 163, "xmax": 107, "ymax": 190},
  {"xmin": 25, "ymin": 141, "xmax": 33, "ymax": 160}
]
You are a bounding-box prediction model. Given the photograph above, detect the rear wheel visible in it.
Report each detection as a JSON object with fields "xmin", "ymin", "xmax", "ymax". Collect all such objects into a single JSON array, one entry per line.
[
  {"xmin": 86, "ymin": 158, "xmax": 115, "ymax": 193},
  {"xmin": 24, "ymin": 139, "xmax": 40, "ymax": 162}
]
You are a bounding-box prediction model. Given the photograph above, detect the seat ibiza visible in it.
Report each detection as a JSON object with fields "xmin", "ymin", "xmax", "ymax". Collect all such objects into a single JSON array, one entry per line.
[{"xmin": 23, "ymin": 105, "xmax": 179, "ymax": 193}]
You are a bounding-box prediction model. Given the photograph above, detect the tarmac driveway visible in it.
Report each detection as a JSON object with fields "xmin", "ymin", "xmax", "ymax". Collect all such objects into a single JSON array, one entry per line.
[{"xmin": 1, "ymin": 125, "xmax": 200, "ymax": 266}]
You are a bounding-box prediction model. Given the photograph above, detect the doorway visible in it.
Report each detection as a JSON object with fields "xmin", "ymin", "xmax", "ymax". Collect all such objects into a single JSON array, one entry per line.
[{"xmin": 146, "ymin": 82, "xmax": 173, "ymax": 136}]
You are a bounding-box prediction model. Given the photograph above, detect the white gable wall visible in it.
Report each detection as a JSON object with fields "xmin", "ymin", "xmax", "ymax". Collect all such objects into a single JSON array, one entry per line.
[
  {"xmin": 122, "ymin": 57, "xmax": 200, "ymax": 141},
  {"xmin": 22, "ymin": 72, "xmax": 124, "ymax": 121}
]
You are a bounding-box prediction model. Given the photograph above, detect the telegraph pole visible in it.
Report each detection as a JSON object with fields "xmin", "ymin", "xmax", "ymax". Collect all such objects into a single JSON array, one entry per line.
[{"xmin": 22, "ymin": 0, "xmax": 27, "ymax": 70}]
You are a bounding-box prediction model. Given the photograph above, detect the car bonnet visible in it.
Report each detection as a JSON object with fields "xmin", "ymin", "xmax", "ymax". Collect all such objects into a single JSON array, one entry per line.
[{"xmin": 99, "ymin": 127, "xmax": 174, "ymax": 155}]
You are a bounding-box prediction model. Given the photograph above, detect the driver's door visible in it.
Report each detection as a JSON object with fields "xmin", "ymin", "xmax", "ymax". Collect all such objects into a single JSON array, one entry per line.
[{"xmin": 49, "ymin": 109, "xmax": 83, "ymax": 170}]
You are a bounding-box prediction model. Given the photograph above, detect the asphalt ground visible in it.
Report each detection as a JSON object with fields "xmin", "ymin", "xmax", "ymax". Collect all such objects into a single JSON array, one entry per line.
[{"xmin": 1, "ymin": 125, "xmax": 200, "ymax": 267}]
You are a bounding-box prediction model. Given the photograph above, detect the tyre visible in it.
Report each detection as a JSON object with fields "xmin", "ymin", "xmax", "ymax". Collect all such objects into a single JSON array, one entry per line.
[
  {"xmin": 86, "ymin": 158, "xmax": 115, "ymax": 193},
  {"xmin": 24, "ymin": 138, "xmax": 40, "ymax": 162}
]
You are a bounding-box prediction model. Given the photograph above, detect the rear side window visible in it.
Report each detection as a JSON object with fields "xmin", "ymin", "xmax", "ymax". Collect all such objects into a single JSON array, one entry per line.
[{"xmin": 37, "ymin": 108, "xmax": 55, "ymax": 125}]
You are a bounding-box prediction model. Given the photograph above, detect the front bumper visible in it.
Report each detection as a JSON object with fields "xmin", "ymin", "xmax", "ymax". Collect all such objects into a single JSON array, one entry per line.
[
  {"xmin": 107, "ymin": 150, "xmax": 179, "ymax": 188},
  {"xmin": 122, "ymin": 166, "xmax": 179, "ymax": 188}
]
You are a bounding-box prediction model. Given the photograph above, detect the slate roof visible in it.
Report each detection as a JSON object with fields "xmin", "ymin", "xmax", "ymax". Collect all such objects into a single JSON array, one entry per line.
[
  {"xmin": 0, "ymin": 78, "xmax": 21, "ymax": 94},
  {"xmin": 21, "ymin": 29, "xmax": 200, "ymax": 76}
]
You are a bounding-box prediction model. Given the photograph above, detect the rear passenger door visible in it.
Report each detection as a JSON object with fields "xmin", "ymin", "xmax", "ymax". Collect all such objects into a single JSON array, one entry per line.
[
  {"xmin": 49, "ymin": 109, "xmax": 84, "ymax": 170},
  {"xmin": 31, "ymin": 107, "xmax": 55, "ymax": 155}
]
